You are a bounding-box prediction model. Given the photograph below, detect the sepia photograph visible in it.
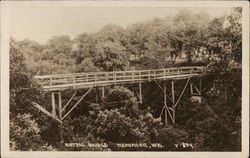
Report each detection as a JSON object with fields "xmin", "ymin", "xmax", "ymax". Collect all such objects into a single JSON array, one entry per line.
[{"xmin": 1, "ymin": 1, "xmax": 249, "ymax": 157}]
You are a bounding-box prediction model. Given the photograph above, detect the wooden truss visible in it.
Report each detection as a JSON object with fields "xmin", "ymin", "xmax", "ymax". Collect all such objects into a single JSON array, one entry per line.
[
  {"xmin": 154, "ymin": 77, "xmax": 202, "ymax": 125},
  {"xmin": 32, "ymin": 87, "xmax": 93, "ymax": 123},
  {"xmin": 32, "ymin": 77, "xmax": 201, "ymax": 125}
]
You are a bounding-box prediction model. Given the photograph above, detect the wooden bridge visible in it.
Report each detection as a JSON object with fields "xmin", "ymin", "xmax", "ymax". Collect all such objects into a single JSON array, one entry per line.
[
  {"xmin": 33, "ymin": 66, "xmax": 205, "ymax": 125},
  {"xmin": 34, "ymin": 66, "xmax": 205, "ymax": 91}
]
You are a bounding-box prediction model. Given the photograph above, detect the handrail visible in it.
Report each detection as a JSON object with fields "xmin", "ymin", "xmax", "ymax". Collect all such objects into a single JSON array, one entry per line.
[{"xmin": 34, "ymin": 66, "xmax": 205, "ymax": 91}]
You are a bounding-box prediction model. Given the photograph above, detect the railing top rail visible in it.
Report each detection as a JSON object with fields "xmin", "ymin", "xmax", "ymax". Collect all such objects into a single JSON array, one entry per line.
[{"xmin": 34, "ymin": 66, "xmax": 205, "ymax": 79}]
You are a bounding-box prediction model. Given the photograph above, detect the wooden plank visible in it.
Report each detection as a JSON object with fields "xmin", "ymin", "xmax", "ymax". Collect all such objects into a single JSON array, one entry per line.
[
  {"xmin": 62, "ymin": 87, "xmax": 93, "ymax": 120},
  {"xmin": 62, "ymin": 91, "xmax": 77, "ymax": 112},
  {"xmin": 32, "ymin": 102, "xmax": 62, "ymax": 124},
  {"xmin": 58, "ymin": 92, "xmax": 62, "ymax": 119},
  {"xmin": 51, "ymin": 92, "xmax": 56, "ymax": 116},
  {"xmin": 35, "ymin": 66, "xmax": 205, "ymax": 91}
]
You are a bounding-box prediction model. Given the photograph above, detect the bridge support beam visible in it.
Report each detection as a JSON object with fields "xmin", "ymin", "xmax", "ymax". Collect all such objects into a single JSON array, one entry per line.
[
  {"xmin": 171, "ymin": 81, "xmax": 175, "ymax": 124},
  {"xmin": 157, "ymin": 78, "xmax": 191, "ymax": 125},
  {"xmin": 190, "ymin": 78, "xmax": 203, "ymax": 103},
  {"xmin": 62, "ymin": 91, "xmax": 77, "ymax": 112},
  {"xmin": 190, "ymin": 78, "xmax": 202, "ymax": 96},
  {"xmin": 139, "ymin": 83, "xmax": 142, "ymax": 104},
  {"xmin": 62, "ymin": 87, "xmax": 93, "ymax": 120},
  {"xmin": 158, "ymin": 81, "xmax": 175, "ymax": 125},
  {"xmin": 101, "ymin": 87, "xmax": 105, "ymax": 98},
  {"xmin": 163, "ymin": 83, "xmax": 167, "ymax": 124},
  {"xmin": 95, "ymin": 87, "xmax": 99, "ymax": 103},
  {"xmin": 58, "ymin": 92, "xmax": 62, "ymax": 120},
  {"xmin": 57, "ymin": 91, "xmax": 64, "ymax": 143},
  {"xmin": 51, "ymin": 92, "xmax": 56, "ymax": 117}
]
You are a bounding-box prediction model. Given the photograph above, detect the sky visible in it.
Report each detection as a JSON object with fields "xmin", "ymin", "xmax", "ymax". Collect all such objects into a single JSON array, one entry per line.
[{"xmin": 7, "ymin": 6, "xmax": 232, "ymax": 44}]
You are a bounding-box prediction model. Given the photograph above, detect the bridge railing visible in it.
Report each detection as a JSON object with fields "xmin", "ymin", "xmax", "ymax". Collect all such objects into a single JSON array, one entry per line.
[{"xmin": 34, "ymin": 66, "xmax": 204, "ymax": 90}]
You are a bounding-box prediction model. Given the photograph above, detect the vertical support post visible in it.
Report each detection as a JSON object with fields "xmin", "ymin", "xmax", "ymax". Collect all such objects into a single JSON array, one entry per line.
[
  {"xmin": 51, "ymin": 92, "xmax": 56, "ymax": 116},
  {"xmin": 164, "ymin": 108, "xmax": 168, "ymax": 126},
  {"xmin": 101, "ymin": 87, "xmax": 105, "ymax": 98},
  {"xmin": 190, "ymin": 81, "xmax": 193, "ymax": 95},
  {"xmin": 171, "ymin": 81, "xmax": 175, "ymax": 104},
  {"xmin": 114, "ymin": 73, "xmax": 116, "ymax": 84},
  {"xmin": 132, "ymin": 71, "xmax": 135, "ymax": 83},
  {"xmin": 163, "ymin": 69, "xmax": 166, "ymax": 81},
  {"xmin": 105, "ymin": 72, "xmax": 108, "ymax": 81},
  {"xmin": 199, "ymin": 78, "xmax": 202, "ymax": 95},
  {"xmin": 139, "ymin": 83, "xmax": 142, "ymax": 104},
  {"xmin": 94, "ymin": 74, "xmax": 97, "ymax": 87},
  {"xmin": 49, "ymin": 77, "xmax": 52, "ymax": 91},
  {"xmin": 95, "ymin": 87, "xmax": 98, "ymax": 103},
  {"xmin": 58, "ymin": 91, "xmax": 62, "ymax": 120},
  {"xmin": 58, "ymin": 91, "xmax": 63, "ymax": 143},
  {"xmin": 171, "ymin": 81, "xmax": 175, "ymax": 123},
  {"xmin": 148, "ymin": 71, "xmax": 151, "ymax": 82},
  {"xmin": 164, "ymin": 82, "xmax": 167, "ymax": 125},
  {"xmin": 72, "ymin": 75, "xmax": 75, "ymax": 89}
]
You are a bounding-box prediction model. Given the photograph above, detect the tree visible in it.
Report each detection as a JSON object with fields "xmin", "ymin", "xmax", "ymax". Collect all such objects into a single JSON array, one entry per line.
[
  {"xmin": 105, "ymin": 86, "xmax": 139, "ymax": 118},
  {"xmin": 73, "ymin": 33, "xmax": 97, "ymax": 64},
  {"xmin": 9, "ymin": 39, "xmax": 54, "ymax": 151},
  {"xmin": 96, "ymin": 24, "xmax": 126, "ymax": 43},
  {"xmin": 10, "ymin": 113, "xmax": 54, "ymax": 151},
  {"xmin": 94, "ymin": 41, "xmax": 129, "ymax": 71},
  {"xmin": 171, "ymin": 10, "xmax": 210, "ymax": 63}
]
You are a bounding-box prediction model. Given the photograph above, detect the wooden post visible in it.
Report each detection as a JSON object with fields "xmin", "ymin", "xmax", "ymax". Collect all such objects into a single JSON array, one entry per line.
[
  {"xmin": 199, "ymin": 78, "xmax": 202, "ymax": 95},
  {"xmin": 132, "ymin": 71, "xmax": 135, "ymax": 83},
  {"xmin": 58, "ymin": 91, "xmax": 63, "ymax": 143},
  {"xmin": 49, "ymin": 77, "xmax": 52, "ymax": 91},
  {"xmin": 190, "ymin": 82, "xmax": 193, "ymax": 95},
  {"xmin": 51, "ymin": 92, "xmax": 56, "ymax": 117},
  {"xmin": 164, "ymin": 108, "xmax": 168, "ymax": 126},
  {"xmin": 72, "ymin": 75, "xmax": 75, "ymax": 89},
  {"xmin": 171, "ymin": 81, "xmax": 175, "ymax": 124},
  {"xmin": 114, "ymin": 73, "xmax": 116, "ymax": 84},
  {"xmin": 123, "ymin": 72, "xmax": 126, "ymax": 81},
  {"xmin": 148, "ymin": 71, "xmax": 151, "ymax": 82},
  {"xmin": 163, "ymin": 69, "xmax": 166, "ymax": 81},
  {"xmin": 94, "ymin": 74, "xmax": 97, "ymax": 86},
  {"xmin": 95, "ymin": 87, "xmax": 98, "ymax": 103},
  {"xmin": 172, "ymin": 108, "xmax": 175, "ymax": 124},
  {"xmin": 101, "ymin": 87, "xmax": 105, "ymax": 98},
  {"xmin": 105, "ymin": 73, "xmax": 108, "ymax": 81},
  {"xmin": 139, "ymin": 83, "xmax": 142, "ymax": 104},
  {"xmin": 164, "ymin": 82, "xmax": 167, "ymax": 125},
  {"xmin": 58, "ymin": 92, "xmax": 62, "ymax": 120},
  {"xmin": 171, "ymin": 81, "xmax": 175, "ymax": 104}
]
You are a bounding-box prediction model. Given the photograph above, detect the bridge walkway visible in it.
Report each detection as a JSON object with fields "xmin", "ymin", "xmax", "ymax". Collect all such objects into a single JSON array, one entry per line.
[{"xmin": 34, "ymin": 66, "xmax": 205, "ymax": 91}]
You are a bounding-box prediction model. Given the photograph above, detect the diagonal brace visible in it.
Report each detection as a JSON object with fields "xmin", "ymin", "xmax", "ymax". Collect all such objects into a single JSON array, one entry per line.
[
  {"xmin": 174, "ymin": 78, "xmax": 190, "ymax": 108},
  {"xmin": 62, "ymin": 91, "xmax": 77, "ymax": 112},
  {"xmin": 166, "ymin": 107, "xmax": 175, "ymax": 123},
  {"xmin": 153, "ymin": 80, "xmax": 173, "ymax": 104},
  {"xmin": 160, "ymin": 106, "xmax": 175, "ymax": 123},
  {"xmin": 62, "ymin": 87, "xmax": 93, "ymax": 120},
  {"xmin": 32, "ymin": 102, "xmax": 62, "ymax": 124},
  {"xmin": 191, "ymin": 82, "xmax": 201, "ymax": 95}
]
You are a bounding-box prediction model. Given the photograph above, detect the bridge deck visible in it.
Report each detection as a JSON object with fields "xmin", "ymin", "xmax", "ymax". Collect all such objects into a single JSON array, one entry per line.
[{"xmin": 34, "ymin": 66, "xmax": 204, "ymax": 91}]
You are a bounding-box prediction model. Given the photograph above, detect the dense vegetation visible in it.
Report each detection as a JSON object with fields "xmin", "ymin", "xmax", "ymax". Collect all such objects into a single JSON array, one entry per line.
[{"xmin": 10, "ymin": 8, "xmax": 242, "ymax": 151}]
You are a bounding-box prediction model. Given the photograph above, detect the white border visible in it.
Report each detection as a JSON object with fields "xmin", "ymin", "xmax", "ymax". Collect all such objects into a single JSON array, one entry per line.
[{"xmin": 1, "ymin": 1, "xmax": 249, "ymax": 158}]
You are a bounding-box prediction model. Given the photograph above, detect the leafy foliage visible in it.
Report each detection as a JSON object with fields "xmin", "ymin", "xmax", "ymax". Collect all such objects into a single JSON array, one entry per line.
[{"xmin": 9, "ymin": 8, "xmax": 242, "ymax": 151}]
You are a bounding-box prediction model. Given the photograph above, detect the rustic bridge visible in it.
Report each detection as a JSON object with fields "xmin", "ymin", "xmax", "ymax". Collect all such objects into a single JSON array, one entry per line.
[{"xmin": 33, "ymin": 66, "xmax": 205, "ymax": 124}]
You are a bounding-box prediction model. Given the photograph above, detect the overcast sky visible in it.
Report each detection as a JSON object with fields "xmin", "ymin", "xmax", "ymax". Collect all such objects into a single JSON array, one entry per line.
[{"xmin": 8, "ymin": 6, "xmax": 232, "ymax": 44}]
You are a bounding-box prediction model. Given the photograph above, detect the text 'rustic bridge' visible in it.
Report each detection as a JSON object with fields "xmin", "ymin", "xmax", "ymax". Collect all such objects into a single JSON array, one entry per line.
[{"xmin": 33, "ymin": 66, "xmax": 205, "ymax": 125}]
